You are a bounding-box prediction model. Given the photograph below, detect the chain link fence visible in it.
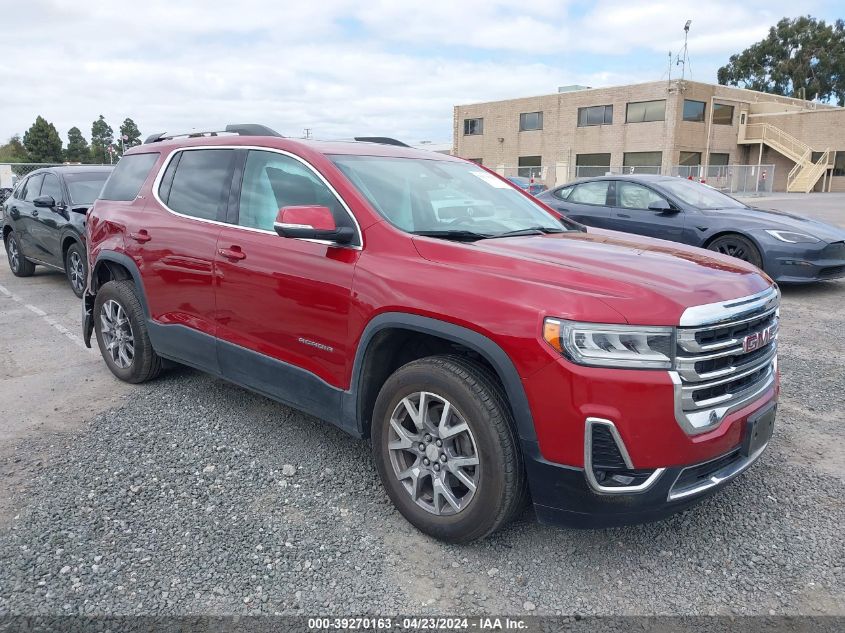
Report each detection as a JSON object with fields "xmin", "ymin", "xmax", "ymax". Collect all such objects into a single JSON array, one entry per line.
[
  {"xmin": 493, "ymin": 165, "xmax": 558, "ymax": 192},
  {"xmin": 669, "ymin": 165, "xmax": 776, "ymax": 196},
  {"xmin": 1, "ymin": 162, "xmax": 113, "ymax": 202},
  {"xmin": 574, "ymin": 165, "xmax": 662, "ymax": 178},
  {"xmin": 570, "ymin": 164, "xmax": 775, "ymax": 196}
]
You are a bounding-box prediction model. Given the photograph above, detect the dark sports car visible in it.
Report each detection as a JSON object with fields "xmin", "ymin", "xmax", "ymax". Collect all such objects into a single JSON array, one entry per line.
[{"xmin": 536, "ymin": 175, "xmax": 845, "ymax": 284}]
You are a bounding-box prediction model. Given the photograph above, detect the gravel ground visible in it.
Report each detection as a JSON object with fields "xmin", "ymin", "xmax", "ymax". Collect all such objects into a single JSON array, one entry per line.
[{"xmin": 1, "ymin": 280, "xmax": 844, "ymax": 617}]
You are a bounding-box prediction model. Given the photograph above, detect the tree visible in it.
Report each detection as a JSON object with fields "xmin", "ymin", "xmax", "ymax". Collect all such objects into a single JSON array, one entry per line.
[
  {"xmin": 22, "ymin": 116, "xmax": 63, "ymax": 163},
  {"xmin": 0, "ymin": 135, "xmax": 28, "ymax": 163},
  {"xmin": 90, "ymin": 115, "xmax": 114, "ymax": 164},
  {"xmin": 64, "ymin": 127, "xmax": 90, "ymax": 163},
  {"xmin": 718, "ymin": 16, "xmax": 845, "ymax": 105},
  {"xmin": 119, "ymin": 118, "xmax": 142, "ymax": 153}
]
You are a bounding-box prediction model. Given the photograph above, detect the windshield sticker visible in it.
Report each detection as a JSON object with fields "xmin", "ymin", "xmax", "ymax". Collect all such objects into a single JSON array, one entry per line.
[{"xmin": 469, "ymin": 170, "xmax": 511, "ymax": 189}]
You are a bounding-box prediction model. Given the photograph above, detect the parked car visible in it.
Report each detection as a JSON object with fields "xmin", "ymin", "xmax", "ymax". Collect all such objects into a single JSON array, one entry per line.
[
  {"xmin": 506, "ymin": 176, "xmax": 547, "ymax": 196},
  {"xmin": 536, "ymin": 175, "xmax": 845, "ymax": 283},
  {"xmin": 2, "ymin": 166, "xmax": 113, "ymax": 296},
  {"xmin": 83, "ymin": 125, "xmax": 779, "ymax": 542}
]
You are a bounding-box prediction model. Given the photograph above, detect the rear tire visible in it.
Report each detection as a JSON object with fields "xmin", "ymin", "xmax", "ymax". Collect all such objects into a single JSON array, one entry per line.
[
  {"xmin": 371, "ymin": 355, "xmax": 526, "ymax": 543},
  {"xmin": 65, "ymin": 242, "xmax": 87, "ymax": 298},
  {"xmin": 93, "ymin": 280, "xmax": 162, "ymax": 383},
  {"xmin": 707, "ymin": 234, "xmax": 763, "ymax": 269},
  {"xmin": 4, "ymin": 231, "xmax": 35, "ymax": 277}
]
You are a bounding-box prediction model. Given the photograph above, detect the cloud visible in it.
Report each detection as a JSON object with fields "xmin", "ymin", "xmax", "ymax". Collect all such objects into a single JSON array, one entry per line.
[{"xmin": 0, "ymin": 0, "xmax": 836, "ymax": 146}]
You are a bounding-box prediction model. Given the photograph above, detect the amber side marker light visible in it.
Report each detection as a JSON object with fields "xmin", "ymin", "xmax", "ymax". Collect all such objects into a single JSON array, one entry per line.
[{"xmin": 543, "ymin": 319, "xmax": 562, "ymax": 352}]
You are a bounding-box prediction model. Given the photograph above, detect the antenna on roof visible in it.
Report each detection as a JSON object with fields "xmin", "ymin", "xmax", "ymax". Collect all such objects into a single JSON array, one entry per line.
[{"xmin": 675, "ymin": 20, "xmax": 692, "ymax": 81}]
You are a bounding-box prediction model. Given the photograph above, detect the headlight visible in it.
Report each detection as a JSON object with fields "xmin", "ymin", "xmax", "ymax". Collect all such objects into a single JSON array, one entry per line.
[
  {"xmin": 764, "ymin": 230, "xmax": 820, "ymax": 244},
  {"xmin": 543, "ymin": 318, "xmax": 674, "ymax": 369}
]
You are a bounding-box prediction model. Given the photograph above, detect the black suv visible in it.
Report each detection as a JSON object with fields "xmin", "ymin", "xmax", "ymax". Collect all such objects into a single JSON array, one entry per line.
[{"xmin": 2, "ymin": 166, "xmax": 113, "ymax": 296}]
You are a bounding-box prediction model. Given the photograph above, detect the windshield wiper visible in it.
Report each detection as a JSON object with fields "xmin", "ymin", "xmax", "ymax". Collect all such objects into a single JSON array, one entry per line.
[
  {"xmin": 487, "ymin": 227, "xmax": 566, "ymax": 239},
  {"xmin": 412, "ymin": 230, "xmax": 492, "ymax": 242}
]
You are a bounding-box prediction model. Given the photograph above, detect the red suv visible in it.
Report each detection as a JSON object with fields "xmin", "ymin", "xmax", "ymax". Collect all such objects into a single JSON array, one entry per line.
[{"xmin": 83, "ymin": 125, "xmax": 779, "ymax": 542}]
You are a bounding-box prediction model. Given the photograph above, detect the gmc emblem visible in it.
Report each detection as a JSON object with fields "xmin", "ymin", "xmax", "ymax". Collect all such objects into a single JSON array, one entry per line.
[{"xmin": 743, "ymin": 324, "xmax": 776, "ymax": 352}]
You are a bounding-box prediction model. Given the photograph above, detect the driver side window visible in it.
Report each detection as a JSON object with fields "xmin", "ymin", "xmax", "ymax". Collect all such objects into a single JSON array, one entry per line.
[
  {"xmin": 616, "ymin": 181, "xmax": 667, "ymax": 209},
  {"xmin": 239, "ymin": 150, "xmax": 358, "ymax": 244}
]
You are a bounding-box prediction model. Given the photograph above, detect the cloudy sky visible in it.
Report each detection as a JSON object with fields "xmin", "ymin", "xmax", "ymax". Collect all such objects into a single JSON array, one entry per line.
[{"xmin": 1, "ymin": 0, "xmax": 841, "ymax": 146}]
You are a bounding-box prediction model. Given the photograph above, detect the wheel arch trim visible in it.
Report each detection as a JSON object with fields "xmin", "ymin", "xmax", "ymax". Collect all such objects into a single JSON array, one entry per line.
[
  {"xmin": 343, "ymin": 312, "xmax": 537, "ymax": 442},
  {"xmin": 90, "ymin": 251, "xmax": 150, "ymax": 316}
]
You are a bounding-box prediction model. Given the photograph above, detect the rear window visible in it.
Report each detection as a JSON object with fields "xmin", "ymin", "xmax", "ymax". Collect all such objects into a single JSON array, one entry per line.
[
  {"xmin": 65, "ymin": 172, "xmax": 111, "ymax": 205},
  {"xmin": 163, "ymin": 149, "xmax": 236, "ymax": 221},
  {"xmin": 100, "ymin": 153, "xmax": 159, "ymax": 201}
]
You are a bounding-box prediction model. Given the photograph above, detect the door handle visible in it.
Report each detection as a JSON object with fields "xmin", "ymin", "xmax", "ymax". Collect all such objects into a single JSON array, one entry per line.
[
  {"xmin": 32, "ymin": 209, "xmax": 38, "ymax": 217},
  {"xmin": 217, "ymin": 246, "xmax": 246, "ymax": 261},
  {"xmin": 128, "ymin": 230, "xmax": 151, "ymax": 243},
  {"xmin": 617, "ymin": 213, "xmax": 631, "ymax": 218}
]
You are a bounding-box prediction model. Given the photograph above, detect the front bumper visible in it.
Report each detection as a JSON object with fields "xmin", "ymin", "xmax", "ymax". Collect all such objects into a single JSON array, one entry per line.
[
  {"xmin": 525, "ymin": 420, "xmax": 771, "ymax": 528},
  {"xmin": 765, "ymin": 239, "xmax": 845, "ymax": 283}
]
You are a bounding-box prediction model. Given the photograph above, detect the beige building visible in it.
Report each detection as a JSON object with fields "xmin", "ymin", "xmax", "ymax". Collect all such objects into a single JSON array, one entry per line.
[{"xmin": 453, "ymin": 80, "xmax": 845, "ymax": 192}]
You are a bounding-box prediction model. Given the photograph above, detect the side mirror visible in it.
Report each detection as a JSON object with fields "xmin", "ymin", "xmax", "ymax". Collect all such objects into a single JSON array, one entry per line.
[
  {"xmin": 33, "ymin": 195, "xmax": 56, "ymax": 208},
  {"xmin": 274, "ymin": 205, "xmax": 355, "ymax": 244},
  {"xmin": 647, "ymin": 199, "xmax": 676, "ymax": 213}
]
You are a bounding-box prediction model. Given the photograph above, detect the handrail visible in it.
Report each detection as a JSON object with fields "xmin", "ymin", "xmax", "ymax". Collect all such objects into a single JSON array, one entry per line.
[
  {"xmin": 787, "ymin": 148, "xmax": 811, "ymax": 183},
  {"xmin": 745, "ymin": 122, "xmax": 811, "ymax": 164},
  {"xmin": 788, "ymin": 149, "xmax": 830, "ymax": 192}
]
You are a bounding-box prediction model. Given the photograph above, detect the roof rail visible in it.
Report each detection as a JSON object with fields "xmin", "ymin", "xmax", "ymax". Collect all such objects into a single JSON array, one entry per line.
[
  {"xmin": 353, "ymin": 136, "xmax": 410, "ymax": 147},
  {"xmin": 143, "ymin": 124, "xmax": 283, "ymax": 144}
]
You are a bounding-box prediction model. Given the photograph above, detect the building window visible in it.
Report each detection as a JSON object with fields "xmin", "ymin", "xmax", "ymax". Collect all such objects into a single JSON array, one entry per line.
[
  {"xmin": 577, "ymin": 105, "xmax": 613, "ymax": 127},
  {"xmin": 626, "ymin": 100, "xmax": 666, "ymax": 123},
  {"xmin": 709, "ymin": 153, "xmax": 730, "ymax": 166},
  {"xmin": 712, "ymin": 104, "xmax": 734, "ymax": 125},
  {"xmin": 575, "ymin": 153, "xmax": 611, "ymax": 177},
  {"xmin": 519, "ymin": 112, "xmax": 543, "ymax": 131},
  {"xmin": 679, "ymin": 151, "xmax": 701, "ymax": 166},
  {"xmin": 833, "ymin": 151, "xmax": 845, "ymax": 177},
  {"xmin": 463, "ymin": 118, "xmax": 483, "ymax": 135},
  {"xmin": 682, "ymin": 100, "xmax": 706, "ymax": 122},
  {"xmin": 517, "ymin": 155, "xmax": 542, "ymax": 178},
  {"xmin": 623, "ymin": 151, "xmax": 662, "ymax": 174}
]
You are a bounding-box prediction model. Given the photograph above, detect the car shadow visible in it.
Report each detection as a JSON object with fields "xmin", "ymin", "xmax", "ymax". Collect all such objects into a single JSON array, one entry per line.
[{"xmin": 778, "ymin": 280, "xmax": 845, "ymax": 298}]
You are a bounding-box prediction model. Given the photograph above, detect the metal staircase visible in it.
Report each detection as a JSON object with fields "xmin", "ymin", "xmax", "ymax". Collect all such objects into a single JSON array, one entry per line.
[{"xmin": 740, "ymin": 122, "xmax": 831, "ymax": 193}]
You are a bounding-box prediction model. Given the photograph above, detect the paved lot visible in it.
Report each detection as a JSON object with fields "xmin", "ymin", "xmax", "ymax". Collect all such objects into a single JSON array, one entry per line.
[
  {"xmin": 738, "ymin": 192, "xmax": 845, "ymax": 227},
  {"xmin": 0, "ymin": 198, "xmax": 844, "ymax": 616}
]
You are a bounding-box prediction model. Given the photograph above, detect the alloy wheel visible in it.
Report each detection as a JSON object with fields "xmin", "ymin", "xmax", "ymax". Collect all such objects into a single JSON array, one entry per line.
[
  {"xmin": 69, "ymin": 251, "xmax": 85, "ymax": 293},
  {"xmin": 6, "ymin": 238, "xmax": 19, "ymax": 272},
  {"xmin": 712, "ymin": 238, "xmax": 751, "ymax": 262},
  {"xmin": 387, "ymin": 391, "xmax": 480, "ymax": 516},
  {"xmin": 100, "ymin": 299, "xmax": 135, "ymax": 369}
]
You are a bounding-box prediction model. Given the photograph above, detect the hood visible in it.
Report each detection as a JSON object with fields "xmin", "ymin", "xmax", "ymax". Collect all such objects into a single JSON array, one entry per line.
[
  {"xmin": 413, "ymin": 229, "xmax": 773, "ymax": 326},
  {"xmin": 705, "ymin": 206, "xmax": 845, "ymax": 242}
]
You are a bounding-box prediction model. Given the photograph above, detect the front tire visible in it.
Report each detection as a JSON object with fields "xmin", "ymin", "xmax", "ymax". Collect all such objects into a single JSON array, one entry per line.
[
  {"xmin": 372, "ymin": 355, "xmax": 526, "ymax": 543},
  {"xmin": 707, "ymin": 234, "xmax": 763, "ymax": 269},
  {"xmin": 65, "ymin": 242, "xmax": 87, "ymax": 298},
  {"xmin": 93, "ymin": 280, "xmax": 162, "ymax": 383},
  {"xmin": 4, "ymin": 231, "xmax": 35, "ymax": 277}
]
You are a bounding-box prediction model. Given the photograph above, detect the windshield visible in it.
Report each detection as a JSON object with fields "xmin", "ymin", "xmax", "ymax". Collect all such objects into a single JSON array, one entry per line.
[
  {"xmin": 331, "ymin": 156, "xmax": 564, "ymax": 238},
  {"xmin": 65, "ymin": 172, "xmax": 110, "ymax": 205},
  {"xmin": 659, "ymin": 178, "xmax": 747, "ymax": 210}
]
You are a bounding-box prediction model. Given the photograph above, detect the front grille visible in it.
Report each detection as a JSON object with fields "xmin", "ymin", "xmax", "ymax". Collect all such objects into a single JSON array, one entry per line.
[
  {"xmin": 674, "ymin": 288, "xmax": 779, "ymax": 433},
  {"xmin": 820, "ymin": 265, "xmax": 845, "ymax": 279}
]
